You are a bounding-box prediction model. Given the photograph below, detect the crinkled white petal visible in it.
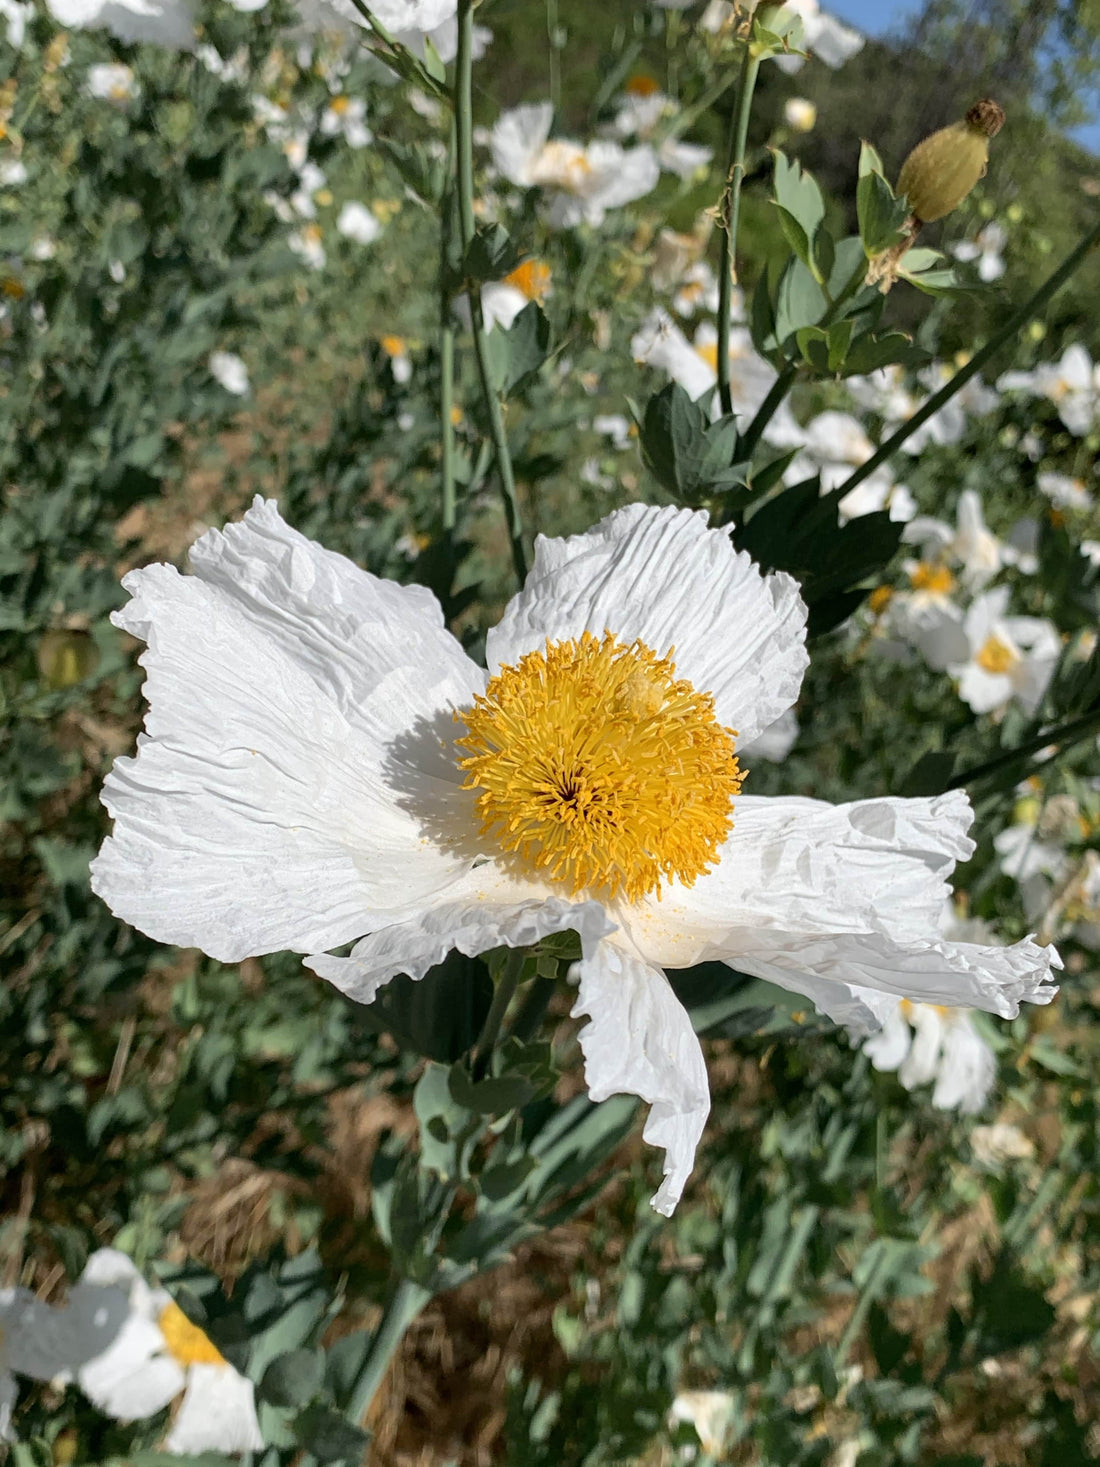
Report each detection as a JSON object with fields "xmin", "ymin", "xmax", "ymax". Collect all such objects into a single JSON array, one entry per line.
[
  {"xmin": 722, "ymin": 928, "xmax": 1059, "ymax": 1031},
  {"xmin": 307, "ymin": 862, "xmax": 614, "ymax": 1004},
  {"xmin": 165, "ymin": 1362, "xmax": 264, "ymax": 1455},
  {"xmin": 897, "ymin": 1003, "xmax": 943, "ymax": 1088},
  {"xmin": 863, "ymin": 1001, "xmax": 912, "ymax": 1071},
  {"xmin": 622, "ymin": 792, "xmax": 975, "ymax": 971},
  {"xmin": 486, "ymin": 504, "xmax": 808, "ymax": 744},
  {"xmin": 93, "ymin": 498, "xmax": 484, "ymax": 961},
  {"xmin": 571, "ymin": 942, "xmax": 709, "ymax": 1216}
]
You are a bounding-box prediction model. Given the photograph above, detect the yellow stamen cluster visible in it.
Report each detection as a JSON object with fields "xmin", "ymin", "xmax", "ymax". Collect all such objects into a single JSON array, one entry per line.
[
  {"xmin": 504, "ymin": 259, "xmax": 552, "ymax": 302},
  {"xmin": 625, "ymin": 73, "xmax": 661, "ymax": 97},
  {"xmin": 456, "ymin": 631, "xmax": 742, "ymax": 902},
  {"xmin": 158, "ymin": 1302, "xmax": 225, "ymax": 1368},
  {"xmin": 380, "ymin": 334, "xmax": 407, "ymax": 359},
  {"xmin": 975, "ymin": 633, "xmax": 1018, "ymax": 675},
  {"xmin": 909, "ymin": 562, "xmax": 956, "ymax": 596}
]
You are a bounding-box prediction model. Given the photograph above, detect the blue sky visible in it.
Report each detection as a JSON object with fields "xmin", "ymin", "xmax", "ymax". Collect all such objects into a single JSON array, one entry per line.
[{"xmin": 827, "ymin": 0, "xmax": 1100, "ymax": 153}]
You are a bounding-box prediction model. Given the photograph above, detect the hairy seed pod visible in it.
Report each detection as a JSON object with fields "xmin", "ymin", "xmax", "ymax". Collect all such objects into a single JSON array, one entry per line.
[{"xmin": 896, "ymin": 99, "xmax": 1005, "ymax": 224}]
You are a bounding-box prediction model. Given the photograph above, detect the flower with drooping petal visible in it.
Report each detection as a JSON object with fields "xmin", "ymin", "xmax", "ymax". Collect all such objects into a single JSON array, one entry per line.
[
  {"xmin": 489, "ymin": 102, "xmax": 659, "ymax": 228},
  {"xmin": 91, "ymin": 500, "xmax": 1060, "ymax": 1215},
  {"xmin": 74, "ymin": 1250, "xmax": 263, "ymax": 1456}
]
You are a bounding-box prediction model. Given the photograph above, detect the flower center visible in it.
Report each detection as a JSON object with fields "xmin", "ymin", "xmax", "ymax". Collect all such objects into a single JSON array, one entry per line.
[
  {"xmin": 158, "ymin": 1302, "xmax": 225, "ymax": 1368},
  {"xmin": 455, "ymin": 632, "xmax": 741, "ymax": 902},
  {"xmin": 504, "ymin": 259, "xmax": 551, "ymax": 302},
  {"xmin": 695, "ymin": 341, "xmax": 719, "ymax": 372},
  {"xmin": 626, "ymin": 73, "xmax": 660, "ymax": 97},
  {"xmin": 535, "ymin": 141, "xmax": 592, "ymax": 191},
  {"xmin": 909, "ymin": 561, "xmax": 955, "ymax": 596},
  {"xmin": 975, "ymin": 633, "xmax": 1017, "ymax": 674}
]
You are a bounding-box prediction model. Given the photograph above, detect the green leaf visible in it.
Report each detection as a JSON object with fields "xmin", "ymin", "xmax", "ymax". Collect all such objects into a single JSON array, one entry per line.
[
  {"xmin": 773, "ymin": 257, "xmax": 828, "ymax": 344},
  {"xmin": 463, "ymin": 224, "xmax": 523, "ymax": 284},
  {"xmin": 448, "ymin": 1062, "xmax": 535, "ymax": 1117},
  {"xmin": 259, "ymin": 1349, "xmax": 325, "ymax": 1409},
  {"xmin": 899, "ymin": 749, "xmax": 957, "ymax": 797},
  {"xmin": 294, "ymin": 1404, "xmax": 371, "ymax": 1465},
  {"xmin": 638, "ymin": 383, "xmax": 746, "ymax": 505},
  {"xmin": 771, "ymin": 150, "xmax": 826, "ymax": 278},
  {"xmin": 494, "ymin": 301, "xmax": 552, "ymax": 396},
  {"xmin": 414, "ymin": 1061, "xmax": 478, "ymax": 1180},
  {"xmin": 357, "ymin": 949, "xmax": 493, "ymax": 1063},
  {"xmin": 856, "ymin": 143, "xmax": 910, "ymax": 257}
]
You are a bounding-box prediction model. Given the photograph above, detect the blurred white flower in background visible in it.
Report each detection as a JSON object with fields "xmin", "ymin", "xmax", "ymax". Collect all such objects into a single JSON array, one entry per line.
[
  {"xmin": 669, "ymin": 1389, "xmax": 735, "ymax": 1456},
  {"xmin": 292, "ymin": 0, "xmax": 455, "ymax": 37},
  {"xmin": 86, "ymin": 61, "xmax": 139, "ymax": 103},
  {"xmin": 947, "ymin": 588, "xmax": 1060, "ymax": 716},
  {"xmin": 288, "ymin": 223, "xmax": 326, "ymax": 270},
  {"xmin": 904, "ymin": 489, "xmax": 1005, "ymax": 588},
  {"xmin": 208, "ymin": 352, "xmax": 250, "ymax": 398},
  {"xmin": 999, "ymin": 342, "xmax": 1100, "ymax": 437},
  {"xmin": 336, "ymin": 200, "xmax": 382, "ymax": 245},
  {"xmin": 0, "ymin": 0, "xmax": 31, "ymax": 46},
  {"xmin": 772, "ymin": 0, "xmax": 864, "ymax": 71},
  {"xmin": 950, "ymin": 220, "xmax": 1007, "ymax": 282},
  {"xmin": 490, "ymin": 102, "xmax": 659, "ymax": 228},
  {"xmin": 863, "ymin": 997, "xmax": 996, "ymax": 1113},
  {"xmin": 783, "ymin": 96, "xmax": 817, "ymax": 132},
  {"xmin": 320, "ymin": 92, "xmax": 371, "ymax": 148},
  {"xmin": 1037, "ymin": 471, "xmax": 1094, "ymax": 512},
  {"xmin": 970, "ymin": 1122, "xmax": 1035, "ymax": 1168},
  {"xmin": 0, "ymin": 158, "xmax": 27, "ymax": 188}
]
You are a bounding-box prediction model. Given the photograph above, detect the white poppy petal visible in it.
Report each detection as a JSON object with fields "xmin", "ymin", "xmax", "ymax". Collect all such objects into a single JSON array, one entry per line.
[
  {"xmin": 92, "ymin": 502, "xmax": 482, "ymax": 961},
  {"xmin": 571, "ymin": 942, "xmax": 709, "ymax": 1216},
  {"xmin": 623, "ymin": 792, "xmax": 975, "ymax": 970},
  {"xmin": 897, "ymin": 1004, "xmax": 944, "ymax": 1089},
  {"xmin": 931, "ymin": 1016, "xmax": 996, "ymax": 1113},
  {"xmin": 486, "ymin": 504, "xmax": 808, "ymax": 743},
  {"xmin": 165, "ymin": 1363, "xmax": 264, "ymax": 1455},
  {"xmin": 490, "ymin": 101, "xmax": 553, "ymax": 185},
  {"xmin": 78, "ymin": 1319, "xmax": 184, "ymax": 1421},
  {"xmin": 862, "ymin": 1002, "xmax": 912, "ymax": 1071},
  {"xmin": 724, "ymin": 927, "xmax": 1059, "ymax": 1026},
  {"xmin": 307, "ymin": 863, "xmax": 614, "ymax": 1004}
]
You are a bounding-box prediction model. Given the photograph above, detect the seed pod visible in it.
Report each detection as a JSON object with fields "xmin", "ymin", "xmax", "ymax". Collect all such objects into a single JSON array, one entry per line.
[
  {"xmin": 896, "ymin": 99, "xmax": 1005, "ymax": 224},
  {"xmin": 36, "ymin": 628, "xmax": 99, "ymax": 689}
]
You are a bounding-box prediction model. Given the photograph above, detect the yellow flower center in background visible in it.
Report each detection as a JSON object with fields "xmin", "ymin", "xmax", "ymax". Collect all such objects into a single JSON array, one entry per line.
[
  {"xmin": 158, "ymin": 1302, "xmax": 225, "ymax": 1368},
  {"xmin": 975, "ymin": 633, "xmax": 1017, "ymax": 674},
  {"xmin": 504, "ymin": 259, "xmax": 552, "ymax": 302},
  {"xmin": 456, "ymin": 632, "xmax": 741, "ymax": 902},
  {"xmin": 626, "ymin": 73, "xmax": 660, "ymax": 96},
  {"xmin": 909, "ymin": 562, "xmax": 955, "ymax": 596},
  {"xmin": 380, "ymin": 334, "xmax": 406, "ymax": 358},
  {"xmin": 329, "ymin": 94, "xmax": 350, "ymax": 115},
  {"xmin": 695, "ymin": 341, "xmax": 719, "ymax": 372},
  {"xmin": 535, "ymin": 141, "xmax": 592, "ymax": 192}
]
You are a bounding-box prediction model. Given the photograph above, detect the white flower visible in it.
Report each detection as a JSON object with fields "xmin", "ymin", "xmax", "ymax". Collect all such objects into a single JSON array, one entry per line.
[
  {"xmin": 950, "ymin": 221, "xmax": 1006, "ymax": 282},
  {"xmin": 784, "ymin": 97, "xmax": 817, "ymax": 132},
  {"xmin": 904, "ymin": 490, "xmax": 1004, "ymax": 588},
  {"xmin": 336, "ymin": 200, "xmax": 382, "ymax": 245},
  {"xmin": 1038, "ymin": 471, "xmax": 1093, "ymax": 512},
  {"xmin": 378, "ymin": 333, "xmax": 412, "ymax": 382},
  {"xmin": 948, "ymin": 588, "xmax": 1061, "ymax": 716},
  {"xmin": 489, "ymin": 103, "xmax": 659, "ymax": 228},
  {"xmin": 47, "ymin": 0, "xmax": 195, "ymax": 47},
  {"xmin": 74, "ymin": 1250, "xmax": 263, "ymax": 1455},
  {"xmin": 209, "ymin": 351, "xmax": 250, "ymax": 397},
  {"xmin": 837, "ymin": 469, "xmax": 916, "ymax": 526},
  {"xmin": 0, "ymin": 0, "xmax": 31, "ymax": 47},
  {"xmin": 671, "ymin": 260, "xmax": 721, "ymax": 319},
  {"xmin": 773, "ymin": 0, "xmax": 864, "ymax": 71},
  {"xmin": 0, "ymin": 158, "xmax": 27, "ymax": 188},
  {"xmin": 999, "ymin": 344, "xmax": 1100, "ymax": 437},
  {"xmin": 670, "ymin": 1390, "xmax": 734, "ymax": 1456},
  {"xmin": 86, "ymin": 61, "xmax": 138, "ymax": 103},
  {"xmin": 320, "ymin": 94, "xmax": 371, "ymax": 148},
  {"xmin": 592, "ymin": 414, "xmax": 631, "ymax": 452},
  {"xmin": 289, "ymin": 223, "xmax": 326, "ymax": 270},
  {"xmin": 863, "ymin": 998, "xmax": 995, "ymax": 1114},
  {"xmin": 91, "ymin": 500, "xmax": 1059, "ymax": 1215}
]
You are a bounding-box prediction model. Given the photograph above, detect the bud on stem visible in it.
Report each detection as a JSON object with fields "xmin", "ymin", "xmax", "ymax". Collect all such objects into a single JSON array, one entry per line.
[{"xmin": 896, "ymin": 98, "xmax": 1005, "ymax": 225}]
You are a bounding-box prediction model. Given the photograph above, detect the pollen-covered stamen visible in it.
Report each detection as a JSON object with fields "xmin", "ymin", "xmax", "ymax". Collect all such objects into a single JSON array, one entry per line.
[
  {"xmin": 158, "ymin": 1301, "xmax": 225, "ymax": 1368},
  {"xmin": 455, "ymin": 631, "xmax": 742, "ymax": 902}
]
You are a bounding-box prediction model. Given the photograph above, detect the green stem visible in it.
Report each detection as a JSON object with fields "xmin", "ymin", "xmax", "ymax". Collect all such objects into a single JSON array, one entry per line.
[
  {"xmin": 454, "ymin": 0, "xmax": 528, "ymax": 587},
  {"xmin": 947, "ymin": 707, "xmax": 1100, "ymax": 790},
  {"xmin": 473, "ymin": 948, "xmax": 526, "ymax": 1078},
  {"xmin": 716, "ymin": 46, "xmax": 761, "ymax": 418},
  {"xmin": 507, "ymin": 974, "xmax": 557, "ymax": 1044},
  {"xmin": 440, "ymin": 131, "xmax": 458, "ymax": 563},
  {"xmin": 546, "ymin": 0, "xmax": 562, "ymax": 112},
  {"xmin": 346, "ymin": 1275, "xmax": 431, "ymax": 1424},
  {"xmin": 836, "ymin": 217, "xmax": 1100, "ymax": 501},
  {"xmin": 659, "ymin": 64, "xmax": 741, "ymax": 146}
]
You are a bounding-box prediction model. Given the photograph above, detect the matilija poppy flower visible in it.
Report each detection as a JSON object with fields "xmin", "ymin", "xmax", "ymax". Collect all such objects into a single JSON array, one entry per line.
[{"xmin": 91, "ymin": 501, "xmax": 1059, "ymax": 1215}]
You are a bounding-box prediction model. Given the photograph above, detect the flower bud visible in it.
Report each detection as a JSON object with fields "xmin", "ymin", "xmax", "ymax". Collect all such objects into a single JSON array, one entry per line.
[{"xmin": 896, "ymin": 99, "xmax": 1004, "ymax": 224}]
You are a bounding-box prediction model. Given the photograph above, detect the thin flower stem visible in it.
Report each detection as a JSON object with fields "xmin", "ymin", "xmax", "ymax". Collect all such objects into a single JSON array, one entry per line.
[
  {"xmin": 716, "ymin": 45, "xmax": 761, "ymax": 418},
  {"xmin": 440, "ymin": 322, "xmax": 456, "ymax": 529},
  {"xmin": 836, "ymin": 217, "xmax": 1100, "ymax": 501},
  {"xmin": 346, "ymin": 1275, "xmax": 431, "ymax": 1424},
  {"xmin": 546, "ymin": 0, "xmax": 562, "ymax": 112},
  {"xmin": 473, "ymin": 947, "xmax": 526, "ymax": 1078},
  {"xmin": 455, "ymin": 0, "xmax": 528, "ymax": 587},
  {"xmin": 946, "ymin": 706, "xmax": 1100, "ymax": 790}
]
